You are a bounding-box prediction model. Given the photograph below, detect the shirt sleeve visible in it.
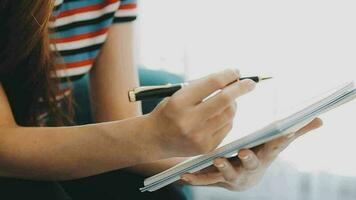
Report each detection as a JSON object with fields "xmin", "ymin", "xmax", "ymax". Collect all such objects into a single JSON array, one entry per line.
[{"xmin": 113, "ymin": 0, "xmax": 138, "ymax": 23}]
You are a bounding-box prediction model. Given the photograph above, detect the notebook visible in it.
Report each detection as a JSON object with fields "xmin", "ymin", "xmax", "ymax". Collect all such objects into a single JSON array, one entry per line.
[{"xmin": 140, "ymin": 82, "xmax": 356, "ymax": 192}]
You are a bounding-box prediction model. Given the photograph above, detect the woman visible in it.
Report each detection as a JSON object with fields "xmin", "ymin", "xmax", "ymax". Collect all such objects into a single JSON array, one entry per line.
[{"xmin": 0, "ymin": 0, "xmax": 322, "ymax": 199}]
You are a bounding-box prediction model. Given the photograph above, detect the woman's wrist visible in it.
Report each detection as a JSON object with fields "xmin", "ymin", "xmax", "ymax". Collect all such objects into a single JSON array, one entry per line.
[
  {"xmin": 136, "ymin": 114, "xmax": 172, "ymax": 161},
  {"xmin": 107, "ymin": 114, "xmax": 170, "ymax": 164}
]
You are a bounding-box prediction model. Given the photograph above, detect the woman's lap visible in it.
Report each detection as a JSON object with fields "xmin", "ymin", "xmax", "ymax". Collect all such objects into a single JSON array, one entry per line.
[
  {"xmin": 0, "ymin": 178, "xmax": 70, "ymax": 200},
  {"xmin": 61, "ymin": 170, "xmax": 187, "ymax": 200}
]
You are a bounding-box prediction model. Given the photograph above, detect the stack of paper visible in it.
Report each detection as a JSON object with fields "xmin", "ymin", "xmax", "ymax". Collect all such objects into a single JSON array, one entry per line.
[{"xmin": 140, "ymin": 82, "xmax": 356, "ymax": 192}]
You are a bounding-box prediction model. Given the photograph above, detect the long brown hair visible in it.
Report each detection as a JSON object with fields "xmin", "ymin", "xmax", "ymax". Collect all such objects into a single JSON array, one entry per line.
[{"xmin": 0, "ymin": 0, "xmax": 73, "ymax": 126}]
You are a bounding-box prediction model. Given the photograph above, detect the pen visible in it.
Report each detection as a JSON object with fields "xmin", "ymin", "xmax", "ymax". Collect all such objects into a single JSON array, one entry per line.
[{"xmin": 128, "ymin": 76, "xmax": 272, "ymax": 102}]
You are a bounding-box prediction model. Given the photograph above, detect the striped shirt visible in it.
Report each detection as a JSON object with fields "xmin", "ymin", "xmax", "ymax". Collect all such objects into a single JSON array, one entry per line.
[
  {"xmin": 51, "ymin": 0, "xmax": 137, "ymax": 79},
  {"xmin": 39, "ymin": 0, "xmax": 137, "ymax": 123}
]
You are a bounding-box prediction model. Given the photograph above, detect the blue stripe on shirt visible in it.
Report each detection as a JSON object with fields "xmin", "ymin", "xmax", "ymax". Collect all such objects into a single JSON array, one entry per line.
[
  {"xmin": 56, "ymin": 50, "xmax": 100, "ymax": 64},
  {"xmin": 120, "ymin": 0, "xmax": 137, "ymax": 5},
  {"xmin": 51, "ymin": 17, "xmax": 113, "ymax": 39},
  {"xmin": 53, "ymin": 0, "xmax": 115, "ymax": 17}
]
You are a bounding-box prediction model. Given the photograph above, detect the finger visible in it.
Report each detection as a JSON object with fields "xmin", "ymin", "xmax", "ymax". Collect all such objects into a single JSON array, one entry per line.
[
  {"xmin": 192, "ymin": 123, "xmax": 233, "ymax": 155},
  {"xmin": 197, "ymin": 103, "xmax": 236, "ymax": 134},
  {"xmin": 174, "ymin": 69, "xmax": 240, "ymax": 105},
  {"xmin": 256, "ymin": 118, "xmax": 323, "ymax": 161},
  {"xmin": 295, "ymin": 118, "xmax": 323, "ymax": 137},
  {"xmin": 211, "ymin": 182, "xmax": 245, "ymax": 192},
  {"xmin": 251, "ymin": 144, "xmax": 266, "ymax": 155},
  {"xmin": 266, "ymin": 118, "xmax": 323, "ymax": 154},
  {"xmin": 238, "ymin": 149, "xmax": 260, "ymax": 172},
  {"xmin": 197, "ymin": 79, "xmax": 256, "ymax": 118},
  {"xmin": 257, "ymin": 133, "xmax": 296, "ymax": 162},
  {"xmin": 214, "ymin": 157, "xmax": 239, "ymax": 182},
  {"xmin": 208, "ymin": 123, "xmax": 234, "ymax": 150},
  {"xmin": 181, "ymin": 172, "xmax": 224, "ymax": 186}
]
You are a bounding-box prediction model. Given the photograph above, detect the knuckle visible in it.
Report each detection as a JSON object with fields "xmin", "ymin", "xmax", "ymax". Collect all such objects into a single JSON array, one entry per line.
[
  {"xmin": 226, "ymin": 105, "xmax": 237, "ymax": 118},
  {"xmin": 248, "ymin": 162, "xmax": 260, "ymax": 172},
  {"xmin": 225, "ymin": 174, "xmax": 238, "ymax": 182},
  {"xmin": 166, "ymin": 99, "xmax": 181, "ymax": 113},
  {"xmin": 210, "ymin": 76, "xmax": 226, "ymax": 89},
  {"xmin": 174, "ymin": 119, "xmax": 189, "ymax": 135},
  {"xmin": 220, "ymin": 92, "xmax": 232, "ymax": 105},
  {"xmin": 220, "ymin": 113, "xmax": 230, "ymax": 123},
  {"xmin": 222, "ymin": 123, "xmax": 233, "ymax": 134},
  {"xmin": 225, "ymin": 68, "xmax": 240, "ymax": 80}
]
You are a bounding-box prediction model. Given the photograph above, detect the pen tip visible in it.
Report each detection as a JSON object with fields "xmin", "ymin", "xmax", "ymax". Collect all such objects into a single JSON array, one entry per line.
[{"xmin": 260, "ymin": 76, "xmax": 273, "ymax": 81}]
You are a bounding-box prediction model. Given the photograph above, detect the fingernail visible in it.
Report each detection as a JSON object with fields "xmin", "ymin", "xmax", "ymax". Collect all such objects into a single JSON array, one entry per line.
[
  {"xmin": 240, "ymin": 154, "xmax": 251, "ymax": 160},
  {"xmin": 287, "ymin": 133, "xmax": 295, "ymax": 139},
  {"xmin": 181, "ymin": 176, "xmax": 189, "ymax": 182},
  {"xmin": 216, "ymin": 162, "xmax": 226, "ymax": 169}
]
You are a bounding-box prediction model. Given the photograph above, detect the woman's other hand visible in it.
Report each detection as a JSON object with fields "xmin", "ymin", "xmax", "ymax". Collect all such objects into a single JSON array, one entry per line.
[{"xmin": 181, "ymin": 118, "xmax": 323, "ymax": 191}]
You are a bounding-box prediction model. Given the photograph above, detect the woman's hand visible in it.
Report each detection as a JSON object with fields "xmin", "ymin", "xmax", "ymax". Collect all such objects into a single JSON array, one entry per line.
[
  {"xmin": 148, "ymin": 69, "xmax": 256, "ymax": 158},
  {"xmin": 181, "ymin": 118, "xmax": 323, "ymax": 191}
]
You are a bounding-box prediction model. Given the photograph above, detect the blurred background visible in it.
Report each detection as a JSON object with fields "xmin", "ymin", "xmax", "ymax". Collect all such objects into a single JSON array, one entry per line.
[{"xmin": 136, "ymin": 0, "xmax": 356, "ymax": 199}]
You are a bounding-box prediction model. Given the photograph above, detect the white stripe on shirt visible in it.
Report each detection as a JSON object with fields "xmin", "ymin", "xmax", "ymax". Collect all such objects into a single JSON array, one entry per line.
[
  {"xmin": 55, "ymin": 65, "xmax": 92, "ymax": 78},
  {"xmin": 114, "ymin": 8, "xmax": 138, "ymax": 17},
  {"xmin": 54, "ymin": 0, "xmax": 63, "ymax": 6},
  {"xmin": 52, "ymin": 34, "xmax": 107, "ymax": 51},
  {"xmin": 50, "ymin": 2, "xmax": 120, "ymax": 28}
]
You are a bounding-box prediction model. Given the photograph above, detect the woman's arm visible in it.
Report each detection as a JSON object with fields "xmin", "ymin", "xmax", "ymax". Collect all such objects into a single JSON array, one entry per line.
[
  {"xmin": 89, "ymin": 22, "xmax": 186, "ymax": 175},
  {"xmin": 87, "ymin": 22, "xmax": 323, "ymax": 193},
  {"xmin": 0, "ymin": 84, "xmax": 163, "ymax": 180},
  {"xmin": 89, "ymin": 22, "xmax": 141, "ymax": 121},
  {"xmin": 0, "ymin": 68, "xmax": 252, "ymax": 181}
]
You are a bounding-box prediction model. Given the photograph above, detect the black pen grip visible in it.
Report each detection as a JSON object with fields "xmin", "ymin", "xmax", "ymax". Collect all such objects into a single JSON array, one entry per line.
[
  {"xmin": 239, "ymin": 76, "xmax": 260, "ymax": 83},
  {"xmin": 135, "ymin": 84, "xmax": 183, "ymax": 101}
]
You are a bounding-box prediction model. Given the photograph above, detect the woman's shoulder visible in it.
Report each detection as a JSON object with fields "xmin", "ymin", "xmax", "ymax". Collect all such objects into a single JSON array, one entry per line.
[
  {"xmin": 51, "ymin": 0, "xmax": 137, "ymax": 30},
  {"xmin": 50, "ymin": 0, "xmax": 137, "ymax": 79},
  {"xmin": 53, "ymin": 0, "xmax": 121, "ymax": 15}
]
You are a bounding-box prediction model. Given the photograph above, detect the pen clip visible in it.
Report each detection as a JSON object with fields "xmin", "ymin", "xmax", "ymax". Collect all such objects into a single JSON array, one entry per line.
[
  {"xmin": 129, "ymin": 84, "xmax": 175, "ymax": 102},
  {"xmin": 133, "ymin": 84, "xmax": 176, "ymax": 93}
]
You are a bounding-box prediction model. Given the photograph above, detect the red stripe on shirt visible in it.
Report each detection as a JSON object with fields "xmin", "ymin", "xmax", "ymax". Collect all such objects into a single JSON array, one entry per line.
[
  {"xmin": 119, "ymin": 3, "xmax": 137, "ymax": 10},
  {"xmin": 51, "ymin": 28, "xmax": 109, "ymax": 43},
  {"xmin": 56, "ymin": 0, "xmax": 119, "ymax": 19},
  {"xmin": 56, "ymin": 59, "xmax": 94, "ymax": 69}
]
